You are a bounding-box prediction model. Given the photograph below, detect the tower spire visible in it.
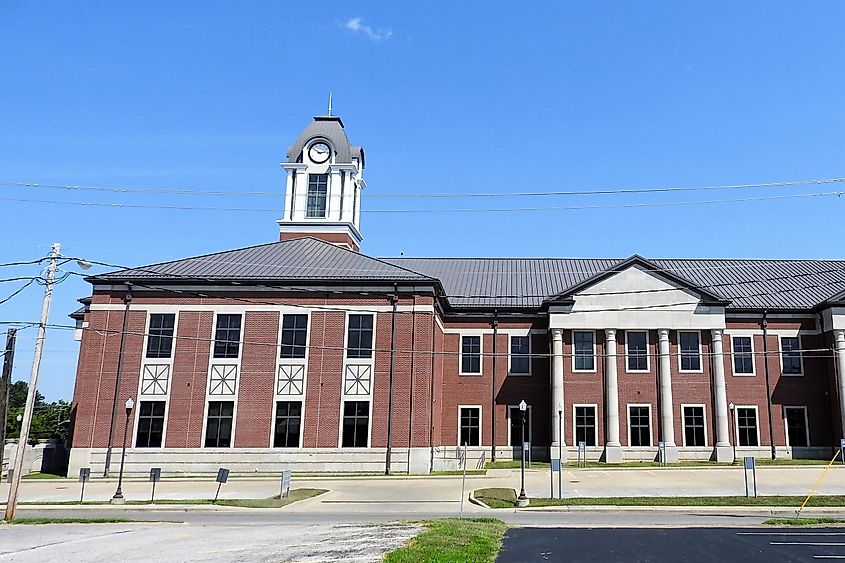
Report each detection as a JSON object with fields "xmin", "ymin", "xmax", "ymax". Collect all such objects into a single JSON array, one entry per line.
[{"xmin": 327, "ymin": 93, "xmax": 333, "ymax": 116}]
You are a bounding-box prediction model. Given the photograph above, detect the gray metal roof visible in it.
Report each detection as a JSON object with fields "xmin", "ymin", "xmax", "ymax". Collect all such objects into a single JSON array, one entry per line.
[
  {"xmin": 91, "ymin": 237, "xmax": 434, "ymax": 283},
  {"xmin": 286, "ymin": 115, "xmax": 365, "ymax": 166},
  {"xmin": 385, "ymin": 257, "xmax": 845, "ymax": 311}
]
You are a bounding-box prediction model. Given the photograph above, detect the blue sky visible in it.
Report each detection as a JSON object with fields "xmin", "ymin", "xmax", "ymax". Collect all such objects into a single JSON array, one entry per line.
[{"xmin": 1, "ymin": 2, "xmax": 844, "ymax": 400}]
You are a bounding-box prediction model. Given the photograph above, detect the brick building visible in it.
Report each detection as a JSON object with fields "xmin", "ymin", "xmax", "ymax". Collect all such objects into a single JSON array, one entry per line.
[{"xmin": 69, "ymin": 113, "xmax": 845, "ymax": 475}]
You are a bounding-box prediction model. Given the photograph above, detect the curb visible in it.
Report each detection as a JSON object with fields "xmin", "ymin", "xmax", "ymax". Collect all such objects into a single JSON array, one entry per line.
[
  {"xmin": 519, "ymin": 505, "xmax": 845, "ymax": 515},
  {"xmin": 468, "ymin": 489, "xmax": 491, "ymax": 509}
]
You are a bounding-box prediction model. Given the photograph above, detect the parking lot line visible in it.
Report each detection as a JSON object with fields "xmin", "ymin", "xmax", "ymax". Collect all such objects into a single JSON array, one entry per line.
[
  {"xmin": 770, "ymin": 542, "xmax": 845, "ymax": 546},
  {"xmin": 737, "ymin": 532, "xmax": 845, "ymax": 536}
]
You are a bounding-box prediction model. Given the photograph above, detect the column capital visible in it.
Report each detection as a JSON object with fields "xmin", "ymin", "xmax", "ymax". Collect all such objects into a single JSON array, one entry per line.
[
  {"xmin": 605, "ymin": 328, "xmax": 617, "ymax": 340},
  {"xmin": 551, "ymin": 328, "xmax": 564, "ymax": 340},
  {"xmin": 711, "ymin": 328, "xmax": 723, "ymax": 339},
  {"xmin": 835, "ymin": 329, "xmax": 845, "ymax": 339},
  {"xmin": 658, "ymin": 328, "xmax": 670, "ymax": 340}
]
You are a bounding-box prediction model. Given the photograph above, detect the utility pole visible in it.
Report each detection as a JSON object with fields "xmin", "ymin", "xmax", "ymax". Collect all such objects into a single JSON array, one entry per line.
[
  {"xmin": 5, "ymin": 243, "xmax": 60, "ymax": 522},
  {"xmin": 104, "ymin": 285, "xmax": 132, "ymax": 477},
  {"xmin": 0, "ymin": 329, "xmax": 18, "ymax": 456}
]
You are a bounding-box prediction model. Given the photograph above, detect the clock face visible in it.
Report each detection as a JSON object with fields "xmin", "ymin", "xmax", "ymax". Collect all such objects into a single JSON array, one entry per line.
[{"xmin": 308, "ymin": 142, "xmax": 331, "ymax": 163}]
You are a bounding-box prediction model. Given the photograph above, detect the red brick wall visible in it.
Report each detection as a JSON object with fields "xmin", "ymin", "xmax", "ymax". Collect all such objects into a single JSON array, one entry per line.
[
  {"xmin": 234, "ymin": 311, "xmax": 279, "ymax": 447},
  {"xmin": 166, "ymin": 311, "xmax": 211, "ymax": 447}
]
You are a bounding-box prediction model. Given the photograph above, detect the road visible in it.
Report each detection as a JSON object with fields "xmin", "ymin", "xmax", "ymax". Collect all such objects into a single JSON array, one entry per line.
[{"xmin": 498, "ymin": 527, "xmax": 845, "ymax": 562}]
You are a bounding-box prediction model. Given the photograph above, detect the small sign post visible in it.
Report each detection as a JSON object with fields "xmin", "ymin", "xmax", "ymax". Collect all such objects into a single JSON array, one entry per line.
[
  {"xmin": 524, "ymin": 441, "xmax": 531, "ymax": 468},
  {"xmin": 658, "ymin": 441, "xmax": 667, "ymax": 467},
  {"xmin": 280, "ymin": 469, "xmax": 292, "ymax": 499},
  {"xmin": 578, "ymin": 441, "xmax": 587, "ymax": 468},
  {"xmin": 550, "ymin": 458, "xmax": 561, "ymax": 498},
  {"xmin": 743, "ymin": 456, "xmax": 758, "ymax": 498},
  {"xmin": 840, "ymin": 439, "xmax": 845, "ymax": 466},
  {"xmin": 459, "ymin": 442, "xmax": 468, "ymax": 518},
  {"xmin": 78, "ymin": 467, "xmax": 90, "ymax": 504},
  {"xmin": 214, "ymin": 468, "xmax": 229, "ymax": 504},
  {"xmin": 149, "ymin": 467, "xmax": 161, "ymax": 504}
]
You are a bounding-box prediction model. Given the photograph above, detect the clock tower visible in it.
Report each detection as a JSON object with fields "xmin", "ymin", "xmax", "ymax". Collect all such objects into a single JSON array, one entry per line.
[{"xmin": 278, "ymin": 112, "xmax": 365, "ymax": 251}]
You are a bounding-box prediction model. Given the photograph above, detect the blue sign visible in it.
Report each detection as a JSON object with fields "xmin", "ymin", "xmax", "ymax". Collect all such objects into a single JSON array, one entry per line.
[
  {"xmin": 523, "ymin": 441, "xmax": 530, "ymax": 452},
  {"xmin": 149, "ymin": 467, "xmax": 161, "ymax": 482},
  {"xmin": 551, "ymin": 458, "xmax": 561, "ymax": 471},
  {"xmin": 216, "ymin": 468, "xmax": 229, "ymax": 483},
  {"xmin": 744, "ymin": 456, "xmax": 755, "ymax": 470},
  {"xmin": 78, "ymin": 467, "xmax": 90, "ymax": 482}
]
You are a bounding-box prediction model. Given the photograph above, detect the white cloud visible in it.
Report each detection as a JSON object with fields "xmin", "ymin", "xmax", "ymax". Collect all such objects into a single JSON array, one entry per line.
[{"xmin": 344, "ymin": 17, "xmax": 392, "ymax": 43}]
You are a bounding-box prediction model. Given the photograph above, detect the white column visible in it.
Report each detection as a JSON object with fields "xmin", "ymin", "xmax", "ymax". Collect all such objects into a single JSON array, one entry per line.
[
  {"xmin": 283, "ymin": 169, "xmax": 294, "ymax": 221},
  {"xmin": 604, "ymin": 329, "xmax": 623, "ymax": 462},
  {"xmin": 658, "ymin": 329, "xmax": 678, "ymax": 461},
  {"xmin": 835, "ymin": 330, "xmax": 845, "ymax": 437},
  {"xmin": 711, "ymin": 329, "xmax": 732, "ymax": 461},
  {"xmin": 551, "ymin": 329, "xmax": 565, "ymax": 452}
]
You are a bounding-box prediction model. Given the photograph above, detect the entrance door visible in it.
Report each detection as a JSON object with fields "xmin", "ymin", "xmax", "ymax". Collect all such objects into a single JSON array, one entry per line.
[{"xmin": 508, "ymin": 406, "xmax": 532, "ymax": 458}]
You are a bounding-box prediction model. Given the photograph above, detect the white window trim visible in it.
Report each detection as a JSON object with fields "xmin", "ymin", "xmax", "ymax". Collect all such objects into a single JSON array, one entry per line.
[
  {"xmin": 627, "ymin": 403, "xmax": 653, "ymax": 448},
  {"xmin": 132, "ymin": 399, "xmax": 170, "ymax": 450},
  {"xmin": 508, "ymin": 334, "xmax": 532, "ymax": 376},
  {"xmin": 677, "ymin": 330, "xmax": 703, "ymax": 373},
  {"xmin": 276, "ymin": 311, "xmax": 311, "ymax": 400},
  {"xmin": 201, "ymin": 398, "xmax": 238, "ymax": 449},
  {"xmin": 572, "ymin": 403, "xmax": 599, "ymax": 448},
  {"xmin": 572, "ymin": 330, "xmax": 597, "ymax": 373},
  {"xmin": 680, "ymin": 403, "xmax": 708, "ymax": 448},
  {"xmin": 133, "ymin": 311, "xmax": 179, "ymax": 447},
  {"xmin": 783, "ymin": 405, "xmax": 810, "ymax": 448},
  {"xmin": 305, "ymin": 172, "xmax": 329, "ymax": 219},
  {"xmin": 202, "ymin": 312, "xmax": 244, "ymax": 448},
  {"xmin": 458, "ymin": 404, "xmax": 483, "ymax": 447},
  {"xmin": 270, "ymin": 398, "xmax": 306, "ymax": 449},
  {"xmin": 459, "ymin": 334, "xmax": 484, "ymax": 376},
  {"xmin": 730, "ymin": 335, "xmax": 756, "ymax": 377},
  {"xmin": 338, "ymin": 398, "xmax": 373, "ymax": 448},
  {"xmin": 507, "ymin": 404, "xmax": 533, "ymax": 446},
  {"xmin": 343, "ymin": 312, "xmax": 377, "ymax": 365},
  {"xmin": 624, "ymin": 330, "xmax": 650, "ymax": 373},
  {"xmin": 734, "ymin": 405, "xmax": 761, "ymax": 448},
  {"xmin": 779, "ymin": 335, "xmax": 804, "ymax": 377}
]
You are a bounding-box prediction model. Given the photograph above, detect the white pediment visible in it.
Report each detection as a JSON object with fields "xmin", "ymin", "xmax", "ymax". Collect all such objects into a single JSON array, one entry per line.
[{"xmin": 549, "ymin": 264, "xmax": 725, "ymax": 330}]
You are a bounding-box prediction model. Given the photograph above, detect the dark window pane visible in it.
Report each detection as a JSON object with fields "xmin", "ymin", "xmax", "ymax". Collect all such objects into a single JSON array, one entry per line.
[
  {"xmin": 280, "ymin": 314, "xmax": 308, "ymax": 358},
  {"xmin": 575, "ymin": 406, "xmax": 597, "ymax": 447},
  {"xmin": 213, "ymin": 314, "xmax": 241, "ymax": 359},
  {"xmin": 629, "ymin": 406, "xmax": 651, "ymax": 447},
  {"xmin": 460, "ymin": 407, "xmax": 480, "ymax": 446},
  {"xmin": 679, "ymin": 332, "xmax": 701, "ymax": 371},
  {"xmin": 737, "ymin": 407, "xmax": 758, "ymax": 447},
  {"xmin": 627, "ymin": 331, "xmax": 648, "ymax": 371},
  {"xmin": 510, "ymin": 336, "xmax": 530, "ymax": 374},
  {"xmin": 306, "ymin": 174, "xmax": 328, "ymax": 218},
  {"xmin": 733, "ymin": 337, "xmax": 754, "ymax": 374},
  {"xmin": 462, "ymin": 336, "xmax": 481, "ymax": 374},
  {"xmin": 785, "ymin": 407, "xmax": 808, "ymax": 447},
  {"xmin": 135, "ymin": 401, "xmax": 166, "ymax": 448},
  {"xmin": 574, "ymin": 331, "xmax": 595, "ymax": 371},
  {"xmin": 342, "ymin": 401, "xmax": 369, "ymax": 447},
  {"xmin": 205, "ymin": 401, "xmax": 234, "ymax": 447},
  {"xmin": 781, "ymin": 337, "xmax": 803, "ymax": 375},
  {"xmin": 274, "ymin": 401, "xmax": 302, "ymax": 447},
  {"xmin": 146, "ymin": 314, "xmax": 176, "ymax": 358},
  {"xmin": 683, "ymin": 406, "xmax": 706, "ymax": 447},
  {"xmin": 347, "ymin": 314, "xmax": 374, "ymax": 359}
]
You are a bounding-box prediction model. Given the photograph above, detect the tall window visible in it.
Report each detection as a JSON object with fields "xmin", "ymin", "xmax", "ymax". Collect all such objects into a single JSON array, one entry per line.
[
  {"xmin": 459, "ymin": 406, "xmax": 480, "ymax": 446},
  {"xmin": 213, "ymin": 314, "xmax": 241, "ymax": 359},
  {"xmin": 346, "ymin": 314, "xmax": 374, "ymax": 359},
  {"xmin": 573, "ymin": 331, "xmax": 595, "ymax": 371},
  {"xmin": 273, "ymin": 401, "xmax": 302, "ymax": 447},
  {"xmin": 280, "ymin": 314, "xmax": 308, "ymax": 359},
  {"xmin": 682, "ymin": 406, "xmax": 706, "ymax": 447},
  {"xmin": 461, "ymin": 335, "xmax": 481, "ymax": 374},
  {"xmin": 306, "ymin": 173, "xmax": 328, "ymax": 218},
  {"xmin": 785, "ymin": 406, "xmax": 809, "ymax": 447},
  {"xmin": 629, "ymin": 406, "xmax": 651, "ymax": 447},
  {"xmin": 146, "ymin": 313, "xmax": 176, "ymax": 358},
  {"xmin": 781, "ymin": 336, "xmax": 803, "ymax": 375},
  {"xmin": 574, "ymin": 405, "xmax": 597, "ymax": 447},
  {"xmin": 135, "ymin": 401, "xmax": 166, "ymax": 448},
  {"xmin": 679, "ymin": 331, "xmax": 701, "ymax": 371},
  {"xmin": 510, "ymin": 336, "xmax": 530, "ymax": 374},
  {"xmin": 732, "ymin": 336, "xmax": 754, "ymax": 374},
  {"xmin": 342, "ymin": 401, "xmax": 369, "ymax": 447},
  {"xmin": 205, "ymin": 401, "xmax": 234, "ymax": 447},
  {"xmin": 737, "ymin": 407, "xmax": 759, "ymax": 447},
  {"xmin": 626, "ymin": 331, "xmax": 648, "ymax": 371}
]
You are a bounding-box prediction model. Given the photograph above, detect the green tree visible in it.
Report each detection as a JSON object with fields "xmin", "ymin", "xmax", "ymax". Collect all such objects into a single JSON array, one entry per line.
[{"xmin": 5, "ymin": 381, "xmax": 69, "ymax": 445}]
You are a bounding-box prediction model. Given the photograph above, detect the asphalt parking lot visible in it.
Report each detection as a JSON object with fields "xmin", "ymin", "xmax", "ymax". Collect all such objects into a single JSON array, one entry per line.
[{"xmin": 498, "ymin": 527, "xmax": 845, "ymax": 562}]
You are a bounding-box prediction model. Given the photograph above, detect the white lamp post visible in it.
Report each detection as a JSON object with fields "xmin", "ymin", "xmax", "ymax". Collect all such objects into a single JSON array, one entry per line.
[
  {"xmin": 516, "ymin": 399, "xmax": 529, "ymax": 507},
  {"xmin": 728, "ymin": 402, "xmax": 736, "ymax": 463},
  {"xmin": 111, "ymin": 397, "xmax": 134, "ymax": 504}
]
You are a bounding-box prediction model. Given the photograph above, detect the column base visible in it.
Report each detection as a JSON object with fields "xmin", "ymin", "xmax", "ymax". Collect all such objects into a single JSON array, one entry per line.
[
  {"xmin": 603, "ymin": 444, "xmax": 624, "ymax": 463},
  {"xmin": 550, "ymin": 442, "xmax": 567, "ymax": 462},
  {"xmin": 662, "ymin": 445, "xmax": 679, "ymax": 463},
  {"xmin": 714, "ymin": 444, "xmax": 734, "ymax": 463}
]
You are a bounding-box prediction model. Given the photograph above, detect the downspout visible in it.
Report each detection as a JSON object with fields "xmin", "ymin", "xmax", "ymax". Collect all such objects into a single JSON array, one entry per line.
[
  {"xmin": 385, "ymin": 284, "xmax": 399, "ymax": 475},
  {"xmin": 491, "ymin": 310, "xmax": 498, "ymax": 463},
  {"xmin": 104, "ymin": 283, "xmax": 132, "ymax": 477},
  {"xmin": 762, "ymin": 311, "xmax": 777, "ymax": 460}
]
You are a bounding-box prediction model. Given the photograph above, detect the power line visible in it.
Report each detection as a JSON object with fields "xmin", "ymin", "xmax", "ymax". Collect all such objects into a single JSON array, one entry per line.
[
  {"xmin": 0, "ymin": 190, "xmax": 842, "ymax": 214},
  {"xmin": 0, "ymin": 279, "xmax": 37, "ymax": 306},
  {"xmin": 2, "ymin": 176, "xmax": 843, "ymax": 198}
]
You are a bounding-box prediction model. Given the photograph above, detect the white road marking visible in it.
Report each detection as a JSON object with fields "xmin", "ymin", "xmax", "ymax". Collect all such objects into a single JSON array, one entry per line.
[
  {"xmin": 813, "ymin": 556, "xmax": 845, "ymax": 559},
  {"xmin": 771, "ymin": 542, "xmax": 845, "ymax": 546},
  {"xmin": 738, "ymin": 533, "xmax": 845, "ymax": 536}
]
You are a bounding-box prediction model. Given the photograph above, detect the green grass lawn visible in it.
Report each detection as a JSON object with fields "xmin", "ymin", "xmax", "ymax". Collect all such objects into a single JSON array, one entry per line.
[
  {"xmin": 12, "ymin": 488, "xmax": 327, "ymax": 508},
  {"xmin": 384, "ymin": 518, "xmax": 507, "ymax": 563},
  {"xmin": 474, "ymin": 488, "xmax": 845, "ymax": 508},
  {"xmin": 10, "ymin": 517, "xmax": 134, "ymax": 525},
  {"xmin": 485, "ymin": 461, "xmax": 551, "ymax": 470},
  {"xmin": 485, "ymin": 459, "xmax": 835, "ymax": 470},
  {"xmin": 764, "ymin": 517, "xmax": 845, "ymax": 526},
  {"xmin": 21, "ymin": 473, "xmax": 66, "ymax": 479}
]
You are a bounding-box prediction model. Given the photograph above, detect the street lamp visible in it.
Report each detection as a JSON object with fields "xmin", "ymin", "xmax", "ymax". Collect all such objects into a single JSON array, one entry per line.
[
  {"xmin": 111, "ymin": 397, "xmax": 134, "ymax": 504},
  {"xmin": 516, "ymin": 399, "xmax": 529, "ymax": 507},
  {"xmin": 728, "ymin": 402, "xmax": 736, "ymax": 463}
]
